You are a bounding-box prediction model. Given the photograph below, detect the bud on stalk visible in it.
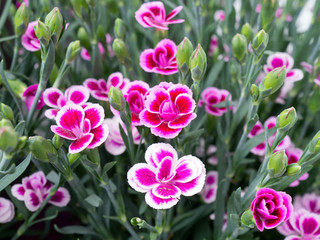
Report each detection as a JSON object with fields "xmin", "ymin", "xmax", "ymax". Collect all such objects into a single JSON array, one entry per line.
[
  {"xmin": 286, "ymin": 163, "xmax": 301, "ymax": 176},
  {"xmin": 65, "ymin": 40, "xmax": 81, "ymax": 63},
  {"xmin": 250, "ymin": 84, "xmax": 260, "ymax": 103},
  {"xmin": 14, "ymin": 2, "xmax": 29, "ymax": 35},
  {"xmin": 276, "ymin": 107, "xmax": 297, "ymax": 132},
  {"xmin": 259, "ymin": 66, "xmax": 286, "ymax": 96},
  {"xmin": 114, "ymin": 18, "xmax": 126, "ymax": 39},
  {"xmin": 45, "ymin": 7, "xmax": 64, "ymax": 43},
  {"xmin": 109, "ymin": 86, "xmax": 126, "ymax": 112},
  {"xmin": 309, "ymin": 131, "xmax": 320, "ymax": 153},
  {"xmin": 176, "ymin": 37, "xmax": 194, "ymax": 74},
  {"xmin": 232, "ymin": 34, "xmax": 248, "ymax": 63},
  {"xmin": 0, "ymin": 103, "xmax": 14, "ymax": 122},
  {"xmin": 0, "ymin": 126, "xmax": 18, "ymax": 152},
  {"xmin": 112, "ymin": 38, "xmax": 129, "ymax": 64},
  {"xmin": 77, "ymin": 27, "xmax": 90, "ymax": 50},
  {"xmin": 28, "ymin": 136, "xmax": 57, "ymax": 162},
  {"xmin": 268, "ymin": 150, "xmax": 288, "ymax": 178},
  {"xmin": 34, "ymin": 20, "xmax": 51, "ymax": 46},
  {"xmin": 241, "ymin": 23, "xmax": 254, "ymax": 42},
  {"xmin": 190, "ymin": 44, "xmax": 207, "ymax": 83},
  {"xmin": 261, "ymin": 0, "xmax": 278, "ymax": 30},
  {"xmin": 252, "ymin": 30, "xmax": 269, "ymax": 57}
]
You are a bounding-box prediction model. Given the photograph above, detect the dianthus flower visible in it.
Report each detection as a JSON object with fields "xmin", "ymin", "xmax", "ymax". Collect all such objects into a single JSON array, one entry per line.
[
  {"xmin": 200, "ymin": 171, "xmax": 218, "ymax": 203},
  {"xmin": 0, "ymin": 197, "xmax": 15, "ymax": 223},
  {"xmin": 22, "ymin": 84, "xmax": 45, "ymax": 110},
  {"xmin": 21, "ymin": 21, "xmax": 40, "ymax": 52},
  {"xmin": 199, "ymin": 87, "xmax": 231, "ymax": 116},
  {"xmin": 80, "ymin": 43, "xmax": 105, "ymax": 61}
]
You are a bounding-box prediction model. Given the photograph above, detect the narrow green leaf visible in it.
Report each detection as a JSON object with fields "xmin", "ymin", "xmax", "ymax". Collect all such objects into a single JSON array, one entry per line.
[
  {"xmin": 54, "ymin": 225, "xmax": 103, "ymax": 239},
  {"xmin": 102, "ymin": 161, "xmax": 117, "ymax": 176},
  {"xmin": 85, "ymin": 194, "xmax": 103, "ymax": 207},
  {"xmin": 14, "ymin": 121, "xmax": 26, "ymax": 136}
]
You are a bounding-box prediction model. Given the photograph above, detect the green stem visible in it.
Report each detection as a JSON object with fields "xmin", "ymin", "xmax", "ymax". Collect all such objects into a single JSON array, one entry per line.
[
  {"xmin": 155, "ymin": 210, "xmax": 164, "ymax": 240},
  {"xmin": 0, "ymin": 0, "xmax": 11, "ymax": 34},
  {"xmin": 52, "ymin": 60, "xmax": 70, "ymax": 89},
  {"xmin": 0, "ymin": 34, "xmax": 18, "ymax": 43},
  {"xmin": 10, "ymin": 38, "xmax": 20, "ymax": 72}
]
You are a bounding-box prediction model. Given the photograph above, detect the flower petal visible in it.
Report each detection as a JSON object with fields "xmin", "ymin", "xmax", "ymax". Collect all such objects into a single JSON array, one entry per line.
[
  {"xmin": 152, "ymin": 184, "xmax": 181, "ymax": 199},
  {"xmin": 51, "ymin": 125, "xmax": 77, "ymax": 140},
  {"xmin": 56, "ymin": 104, "xmax": 85, "ymax": 132},
  {"xmin": 145, "ymin": 191, "xmax": 179, "ymax": 209},
  {"xmin": 24, "ymin": 190, "xmax": 42, "ymax": 212},
  {"xmin": 145, "ymin": 88, "xmax": 170, "ymax": 113},
  {"xmin": 43, "ymin": 88, "xmax": 64, "ymax": 108},
  {"xmin": 139, "ymin": 110, "xmax": 162, "ymax": 127},
  {"xmin": 44, "ymin": 109, "xmax": 59, "ymax": 119},
  {"xmin": 145, "ymin": 143, "xmax": 178, "ymax": 168},
  {"xmin": 173, "ymin": 156, "xmax": 204, "ymax": 183},
  {"xmin": 166, "ymin": 6, "xmax": 183, "ymax": 20},
  {"xmin": 286, "ymin": 69, "xmax": 304, "ymax": 83},
  {"xmin": 87, "ymin": 124, "xmax": 109, "ymax": 149},
  {"xmin": 49, "ymin": 187, "xmax": 70, "ymax": 207},
  {"xmin": 127, "ymin": 163, "xmax": 158, "ymax": 192},
  {"xmin": 105, "ymin": 138, "xmax": 126, "ymax": 155},
  {"xmin": 168, "ymin": 113, "xmax": 196, "ymax": 129},
  {"xmin": 11, "ymin": 184, "xmax": 26, "ymax": 201},
  {"xmin": 156, "ymin": 156, "xmax": 175, "ymax": 182},
  {"xmin": 175, "ymin": 93, "xmax": 196, "ymax": 114},
  {"xmin": 151, "ymin": 122, "xmax": 182, "ymax": 139},
  {"xmin": 140, "ymin": 49, "xmax": 157, "ymax": 72},
  {"xmin": 69, "ymin": 133, "xmax": 94, "ymax": 154},
  {"xmin": 84, "ymin": 104, "xmax": 105, "ymax": 129},
  {"xmin": 65, "ymin": 85, "xmax": 90, "ymax": 105}
]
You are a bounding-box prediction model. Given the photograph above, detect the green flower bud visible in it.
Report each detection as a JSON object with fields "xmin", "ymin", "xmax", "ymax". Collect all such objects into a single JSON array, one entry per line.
[
  {"xmin": 65, "ymin": 40, "xmax": 81, "ymax": 63},
  {"xmin": 109, "ymin": 86, "xmax": 126, "ymax": 112},
  {"xmin": 250, "ymin": 84, "xmax": 260, "ymax": 103},
  {"xmin": 310, "ymin": 131, "xmax": 320, "ymax": 153},
  {"xmin": 130, "ymin": 217, "xmax": 145, "ymax": 229},
  {"xmin": 0, "ymin": 126, "xmax": 18, "ymax": 152},
  {"xmin": 176, "ymin": 37, "xmax": 194, "ymax": 74},
  {"xmin": 232, "ymin": 34, "xmax": 248, "ymax": 63},
  {"xmin": 252, "ymin": 30, "xmax": 269, "ymax": 57},
  {"xmin": 0, "ymin": 118, "xmax": 13, "ymax": 128},
  {"xmin": 71, "ymin": 0, "xmax": 88, "ymax": 17},
  {"xmin": 68, "ymin": 152, "xmax": 81, "ymax": 164},
  {"xmin": 45, "ymin": 7, "xmax": 64, "ymax": 42},
  {"xmin": 268, "ymin": 150, "xmax": 288, "ymax": 178},
  {"xmin": 114, "ymin": 18, "xmax": 126, "ymax": 39},
  {"xmin": 0, "ymin": 103, "xmax": 14, "ymax": 122},
  {"xmin": 112, "ymin": 38, "xmax": 129, "ymax": 64},
  {"xmin": 261, "ymin": 0, "xmax": 278, "ymax": 30},
  {"xmin": 259, "ymin": 66, "xmax": 286, "ymax": 96},
  {"xmin": 77, "ymin": 27, "xmax": 90, "ymax": 50},
  {"xmin": 286, "ymin": 163, "xmax": 301, "ymax": 176},
  {"xmin": 276, "ymin": 107, "xmax": 298, "ymax": 131},
  {"xmin": 14, "ymin": 2, "xmax": 29, "ymax": 35},
  {"xmin": 34, "ymin": 20, "xmax": 51, "ymax": 46},
  {"xmin": 7, "ymin": 79, "xmax": 27, "ymax": 99},
  {"xmin": 241, "ymin": 208, "xmax": 255, "ymax": 228},
  {"xmin": 52, "ymin": 134, "xmax": 64, "ymax": 149},
  {"xmin": 190, "ymin": 44, "xmax": 207, "ymax": 82},
  {"xmin": 28, "ymin": 136, "xmax": 57, "ymax": 162},
  {"xmin": 241, "ymin": 23, "xmax": 254, "ymax": 42},
  {"xmin": 17, "ymin": 136, "xmax": 27, "ymax": 149}
]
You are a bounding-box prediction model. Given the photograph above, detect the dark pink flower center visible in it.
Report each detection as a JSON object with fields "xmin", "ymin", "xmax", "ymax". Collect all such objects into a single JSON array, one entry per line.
[
  {"xmin": 159, "ymin": 100, "xmax": 178, "ymax": 121},
  {"xmin": 271, "ymin": 58, "xmax": 285, "ymax": 68},
  {"xmin": 251, "ymin": 125, "xmax": 262, "ymax": 136}
]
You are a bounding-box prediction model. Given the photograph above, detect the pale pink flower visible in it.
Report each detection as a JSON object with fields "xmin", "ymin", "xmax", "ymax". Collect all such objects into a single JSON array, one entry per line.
[
  {"xmin": 43, "ymin": 85, "xmax": 90, "ymax": 119},
  {"xmin": 50, "ymin": 104, "xmax": 109, "ymax": 154},
  {"xmin": 127, "ymin": 143, "xmax": 206, "ymax": 209},
  {"xmin": 200, "ymin": 171, "xmax": 218, "ymax": 203},
  {"xmin": 140, "ymin": 39, "xmax": 178, "ymax": 75},
  {"xmin": 135, "ymin": 1, "xmax": 184, "ymax": 30},
  {"xmin": 251, "ymin": 188, "xmax": 293, "ymax": 231},
  {"xmin": 199, "ymin": 87, "xmax": 231, "ymax": 117},
  {"xmin": 21, "ymin": 21, "xmax": 40, "ymax": 52},
  {"xmin": 248, "ymin": 121, "xmax": 266, "ymax": 156},
  {"xmin": 208, "ymin": 35, "xmax": 218, "ymax": 56},
  {"xmin": 80, "ymin": 43, "xmax": 105, "ymax": 61},
  {"xmin": 83, "ymin": 72, "xmax": 129, "ymax": 102},
  {"xmin": 294, "ymin": 193, "xmax": 320, "ymax": 214},
  {"xmin": 255, "ymin": 4, "xmax": 261, "ymax": 13},
  {"xmin": 314, "ymin": 74, "xmax": 320, "ymax": 86},
  {"xmin": 0, "ymin": 197, "xmax": 15, "ymax": 223},
  {"xmin": 22, "ymin": 84, "xmax": 45, "ymax": 110},
  {"xmin": 300, "ymin": 62, "xmax": 313, "ymax": 74},
  {"xmin": 139, "ymin": 82, "xmax": 196, "ymax": 139},
  {"xmin": 214, "ymin": 10, "xmax": 225, "ymax": 21},
  {"xmin": 104, "ymin": 116, "xmax": 142, "ymax": 156},
  {"xmin": 11, "ymin": 171, "xmax": 70, "ymax": 212},
  {"xmin": 105, "ymin": 34, "xmax": 114, "ymax": 57}
]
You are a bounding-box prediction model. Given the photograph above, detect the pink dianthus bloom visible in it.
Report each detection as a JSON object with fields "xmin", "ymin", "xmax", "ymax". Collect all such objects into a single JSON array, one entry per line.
[
  {"xmin": 199, "ymin": 87, "xmax": 231, "ymax": 117},
  {"xmin": 84, "ymin": 72, "xmax": 129, "ymax": 102},
  {"xmin": 139, "ymin": 82, "xmax": 196, "ymax": 139},
  {"xmin": 286, "ymin": 146, "xmax": 308, "ymax": 187},
  {"xmin": 248, "ymin": 121, "xmax": 266, "ymax": 156},
  {"xmin": 214, "ymin": 10, "xmax": 225, "ymax": 21},
  {"xmin": 50, "ymin": 104, "xmax": 109, "ymax": 154},
  {"xmin": 43, "ymin": 85, "xmax": 90, "ymax": 119},
  {"xmin": 251, "ymin": 188, "xmax": 293, "ymax": 232},
  {"xmin": 22, "ymin": 84, "xmax": 45, "ymax": 110},
  {"xmin": 105, "ymin": 34, "xmax": 115, "ymax": 57},
  {"xmin": 21, "ymin": 21, "xmax": 40, "ymax": 52},
  {"xmin": 11, "ymin": 171, "xmax": 70, "ymax": 212},
  {"xmin": 208, "ymin": 35, "xmax": 218, "ymax": 57},
  {"xmin": 80, "ymin": 43, "xmax": 105, "ymax": 61},
  {"xmin": 135, "ymin": 1, "xmax": 184, "ymax": 30},
  {"xmin": 0, "ymin": 197, "xmax": 15, "ymax": 223},
  {"xmin": 294, "ymin": 193, "xmax": 320, "ymax": 214},
  {"xmin": 140, "ymin": 39, "xmax": 178, "ymax": 75},
  {"xmin": 200, "ymin": 171, "xmax": 218, "ymax": 204},
  {"xmin": 127, "ymin": 143, "xmax": 206, "ymax": 209},
  {"xmin": 104, "ymin": 116, "xmax": 142, "ymax": 156}
]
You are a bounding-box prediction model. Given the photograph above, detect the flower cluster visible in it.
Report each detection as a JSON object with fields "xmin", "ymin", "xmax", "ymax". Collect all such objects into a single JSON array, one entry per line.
[{"xmin": 200, "ymin": 171, "xmax": 218, "ymax": 203}]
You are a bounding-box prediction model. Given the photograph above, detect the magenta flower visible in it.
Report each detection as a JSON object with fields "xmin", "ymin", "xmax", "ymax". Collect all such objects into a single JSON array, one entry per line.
[
  {"xmin": 80, "ymin": 43, "xmax": 105, "ymax": 61},
  {"xmin": 285, "ymin": 146, "xmax": 308, "ymax": 187},
  {"xmin": 199, "ymin": 87, "xmax": 231, "ymax": 117},
  {"xmin": 123, "ymin": 80, "xmax": 150, "ymax": 126},
  {"xmin": 127, "ymin": 143, "xmax": 206, "ymax": 209},
  {"xmin": 294, "ymin": 193, "xmax": 320, "ymax": 214},
  {"xmin": 214, "ymin": 10, "xmax": 225, "ymax": 21},
  {"xmin": 21, "ymin": 21, "xmax": 40, "ymax": 52},
  {"xmin": 50, "ymin": 104, "xmax": 109, "ymax": 154},
  {"xmin": 140, "ymin": 39, "xmax": 178, "ymax": 75},
  {"xmin": 200, "ymin": 171, "xmax": 218, "ymax": 204},
  {"xmin": 11, "ymin": 171, "xmax": 70, "ymax": 212},
  {"xmin": 104, "ymin": 116, "xmax": 142, "ymax": 156},
  {"xmin": 84, "ymin": 72, "xmax": 129, "ymax": 102},
  {"xmin": 43, "ymin": 85, "xmax": 90, "ymax": 119},
  {"xmin": 139, "ymin": 82, "xmax": 196, "ymax": 139},
  {"xmin": 135, "ymin": 1, "xmax": 184, "ymax": 30},
  {"xmin": 0, "ymin": 197, "xmax": 15, "ymax": 223},
  {"xmin": 251, "ymin": 188, "xmax": 293, "ymax": 231},
  {"xmin": 22, "ymin": 84, "xmax": 45, "ymax": 110},
  {"xmin": 208, "ymin": 35, "xmax": 218, "ymax": 56},
  {"xmin": 248, "ymin": 121, "xmax": 266, "ymax": 156},
  {"xmin": 277, "ymin": 209, "xmax": 320, "ymax": 240},
  {"xmin": 105, "ymin": 34, "xmax": 115, "ymax": 57}
]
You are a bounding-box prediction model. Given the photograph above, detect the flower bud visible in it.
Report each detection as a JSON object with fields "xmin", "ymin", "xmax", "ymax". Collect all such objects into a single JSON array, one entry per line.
[
  {"xmin": 130, "ymin": 217, "xmax": 145, "ymax": 229},
  {"xmin": 176, "ymin": 37, "xmax": 194, "ymax": 74},
  {"xmin": 14, "ymin": 2, "xmax": 29, "ymax": 35},
  {"xmin": 261, "ymin": 0, "xmax": 278, "ymax": 30},
  {"xmin": 241, "ymin": 23, "xmax": 254, "ymax": 42},
  {"xmin": 250, "ymin": 84, "xmax": 260, "ymax": 103},
  {"xmin": 52, "ymin": 134, "xmax": 64, "ymax": 149},
  {"xmin": 77, "ymin": 27, "xmax": 90, "ymax": 50},
  {"xmin": 65, "ymin": 40, "xmax": 81, "ymax": 63},
  {"xmin": 28, "ymin": 136, "xmax": 57, "ymax": 162},
  {"xmin": 0, "ymin": 119, "xmax": 13, "ymax": 128},
  {"xmin": 276, "ymin": 107, "xmax": 297, "ymax": 131},
  {"xmin": 241, "ymin": 208, "xmax": 255, "ymax": 228},
  {"xmin": 114, "ymin": 18, "xmax": 126, "ymax": 39},
  {"xmin": 112, "ymin": 38, "xmax": 129, "ymax": 64},
  {"xmin": 34, "ymin": 20, "xmax": 51, "ymax": 46},
  {"xmin": 109, "ymin": 86, "xmax": 126, "ymax": 112},
  {"xmin": 71, "ymin": 0, "xmax": 88, "ymax": 17},
  {"xmin": 0, "ymin": 126, "xmax": 18, "ymax": 152},
  {"xmin": 0, "ymin": 78, "xmax": 27, "ymax": 99},
  {"xmin": 190, "ymin": 44, "xmax": 207, "ymax": 82},
  {"xmin": 268, "ymin": 150, "xmax": 288, "ymax": 178},
  {"xmin": 232, "ymin": 34, "xmax": 248, "ymax": 63},
  {"xmin": 17, "ymin": 136, "xmax": 27, "ymax": 149},
  {"xmin": 310, "ymin": 131, "xmax": 320, "ymax": 153},
  {"xmin": 259, "ymin": 66, "xmax": 286, "ymax": 96},
  {"xmin": 45, "ymin": 7, "xmax": 64, "ymax": 42},
  {"xmin": 0, "ymin": 103, "xmax": 14, "ymax": 122},
  {"xmin": 286, "ymin": 163, "xmax": 301, "ymax": 176},
  {"xmin": 252, "ymin": 30, "xmax": 269, "ymax": 57}
]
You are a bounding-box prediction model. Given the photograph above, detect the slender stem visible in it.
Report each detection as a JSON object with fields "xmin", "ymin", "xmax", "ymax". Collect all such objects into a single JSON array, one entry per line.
[
  {"xmin": 0, "ymin": 35, "xmax": 18, "ymax": 43},
  {"xmin": 10, "ymin": 38, "xmax": 20, "ymax": 72},
  {"xmin": 52, "ymin": 60, "xmax": 70, "ymax": 89},
  {"xmin": 0, "ymin": 0, "xmax": 11, "ymax": 34}
]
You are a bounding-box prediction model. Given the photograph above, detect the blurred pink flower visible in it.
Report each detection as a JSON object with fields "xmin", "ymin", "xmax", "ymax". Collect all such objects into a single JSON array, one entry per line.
[
  {"xmin": 199, "ymin": 87, "xmax": 231, "ymax": 116},
  {"xmin": 21, "ymin": 21, "xmax": 40, "ymax": 52},
  {"xmin": 208, "ymin": 35, "xmax": 218, "ymax": 56},
  {"xmin": 80, "ymin": 43, "xmax": 105, "ymax": 61},
  {"xmin": 214, "ymin": 10, "xmax": 225, "ymax": 21},
  {"xmin": 200, "ymin": 171, "xmax": 218, "ymax": 203},
  {"xmin": 0, "ymin": 197, "xmax": 15, "ymax": 223},
  {"xmin": 22, "ymin": 84, "xmax": 44, "ymax": 110},
  {"xmin": 105, "ymin": 34, "xmax": 115, "ymax": 57}
]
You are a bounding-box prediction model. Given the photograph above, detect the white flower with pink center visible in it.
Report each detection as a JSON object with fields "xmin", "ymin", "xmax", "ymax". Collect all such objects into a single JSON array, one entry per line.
[
  {"xmin": 139, "ymin": 82, "xmax": 196, "ymax": 139},
  {"xmin": 294, "ymin": 193, "xmax": 320, "ymax": 214},
  {"xmin": 127, "ymin": 143, "xmax": 206, "ymax": 209},
  {"xmin": 43, "ymin": 85, "xmax": 90, "ymax": 119},
  {"xmin": 84, "ymin": 72, "xmax": 129, "ymax": 102},
  {"xmin": 214, "ymin": 10, "xmax": 225, "ymax": 21},
  {"xmin": 199, "ymin": 87, "xmax": 231, "ymax": 117},
  {"xmin": 248, "ymin": 121, "xmax": 266, "ymax": 156},
  {"xmin": 104, "ymin": 116, "xmax": 142, "ymax": 156},
  {"xmin": 0, "ymin": 197, "xmax": 15, "ymax": 223},
  {"xmin": 11, "ymin": 171, "xmax": 70, "ymax": 212},
  {"xmin": 200, "ymin": 171, "xmax": 218, "ymax": 204},
  {"xmin": 50, "ymin": 104, "xmax": 109, "ymax": 154}
]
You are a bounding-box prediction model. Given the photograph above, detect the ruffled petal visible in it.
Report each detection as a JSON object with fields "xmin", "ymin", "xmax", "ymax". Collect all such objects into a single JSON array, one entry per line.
[
  {"xmin": 87, "ymin": 124, "xmax": 109, "ymax": 149},
  {"xmin": 56, "ymin": 104, "xmax": 84, "ymax": 132},
  {"xmin": 11, "ymin": 184, "xmax": 26, "ymax": 201},
  {"xmin": 49, "ymin": 187, "xmax": 70, "ymax": 207},
  {"xmin": 65, "ymin": 86, "xmax": 90, "ymax": 105},
  {"xmin": 145, "ymin": 190, "xmax": 179, "ymax": 209},
  {"xmin": 151, "ymin": 122, "xmax": 182, "ymax": 139},
  {"xmin": 156, "ymin": 156, "xmax": 175, "ymax": 182},
  {"xmin": 84, "ymin": 104, "xmax": 105, "ymax": 129},
  {"xmin": 286, "ymin": 69, "xmax": 304, "ymax": 83},
  {"xmin": 173, "ymin": 155, "xmax": 203, "ymax": 183},
  {"xmin": 24, "ymin": 190, "xmax": 42, "ymax": 212},
  {"xmin": 127, "ymin": 163, "xmax": 158, "ymax": 192},
  {"xmin": 139, "ymin": 110, "xmax": 162, "ymax": 127},
  {"xmin": 44, "ymin": 109, "xmax": 59, "ymax": 119},
  {"xmin": 105, "ymin": 138, "xmax": 126, "ymax": 156},
  {"xmin": 175, "ymin": 93, "xmax": 196, "ymax": 114},
  {"xmin": 140, "ymin": 49, "xmax": 157, "ymax": 72},
  {"xmin": 152, "ymin": 184, "xmax": 181, "ymax": 199},
  {"xmin": 145, "ymin": 88, "xmax": 170, "ymax": 113},
  {"xmin": 145, "ymin": 143, "xmax": 178, "ymax": 168},
  {"xmin": 51, "ymin": 125, "xmax": 77, "ymax": 140},
  {"xmin": 69, "ymin": 133, "xmax": 94, "ymax": 154},
  {"xmin": 166, "ymin": 6, "xmax": 183, "ymax": 20},
  {"xmin": 43, "ymin": 88, "xmax": 64, "ymax": 108},
  {"xmin": 168, "ymin": 113, "xmax": 196, "ymax": 129}
]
